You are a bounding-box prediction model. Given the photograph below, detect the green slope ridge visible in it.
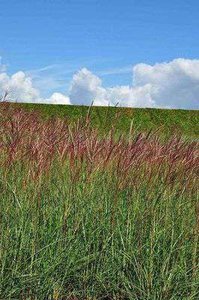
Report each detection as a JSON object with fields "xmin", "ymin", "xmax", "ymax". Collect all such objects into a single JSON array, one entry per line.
[{"xmin": 2, "ymin": 102, "xmax": 199, "ymax": 138}]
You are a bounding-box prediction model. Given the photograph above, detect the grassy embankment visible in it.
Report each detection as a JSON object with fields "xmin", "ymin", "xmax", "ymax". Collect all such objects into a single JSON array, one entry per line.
[
  {"xmin": 0, "ymin": 102, "xmax": 199, "ymax": 299},
  {"xmin": 10, "ymin": 102, "xmax": 199, "ymax": 139}
]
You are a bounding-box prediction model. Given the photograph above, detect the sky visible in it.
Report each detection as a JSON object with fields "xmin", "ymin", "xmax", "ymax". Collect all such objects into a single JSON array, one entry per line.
[{"xmin": 0, "ymin": 0, "xmax": 199, "ymax": 109}]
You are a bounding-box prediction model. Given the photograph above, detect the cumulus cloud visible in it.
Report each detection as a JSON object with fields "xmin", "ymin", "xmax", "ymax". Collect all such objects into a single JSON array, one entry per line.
[
  {"xmin": 69, "ymin": 68, "xmax": 108, "ymax": 106},
  {"xmin": 0, "ymin": 71, "xmax": 40, "ymax": 103},
  {"xmin": 0, "ymin": 71, "xmax": 70, "ymax": 105},
  {"xmin": 46, "ymin": 92, "xmax": 71, "ymax": 105},
  {"xmin": 0, "ymin": 58, "xmax": 199, "ymax": 109},
  {"xmin": 133, "ymin": 58, "xmax": 199, "ymax": 109},
  {"xmin": 107, "ymin": 85, "xmax": 155, "ymax": 108},
  {"xmin": 69, "ymin": 68, "xmax": 155, "ymax": 107},
  {"xmin": 68, "ymin": 59, "xmax": 199, "ymax": 109}
]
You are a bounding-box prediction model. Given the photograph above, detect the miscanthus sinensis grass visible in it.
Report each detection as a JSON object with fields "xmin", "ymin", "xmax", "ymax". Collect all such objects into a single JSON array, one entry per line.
[{"xmin": 0, "ymin": 103, "xmax": 198, "ymax": 299}]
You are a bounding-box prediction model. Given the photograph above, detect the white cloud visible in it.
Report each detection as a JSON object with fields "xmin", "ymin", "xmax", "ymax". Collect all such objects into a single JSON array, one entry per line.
[
  {"xmin": 0, "ymin": 71, "xmax": 40, "ymax": 103},
  {"xmin": 69, "ymin": 68, "xmax": 155, "ymax": 108},
  {"xmin": 0, "ymin": 71, "xmax": 70, "ymax": 105},
  {"xmin": 69, "ymin": 68, "xmax": 109, "ymax": 106},
  {"xmin": 106, "ymin": 85, "xmax": 155, "ymax": 108},
  {"xmin": 0, "ymin": 58, "xmax": 199, "ymax": 109},
  {"xmin": 133, "ymin": 58, "xmax": 199, "ymax": 109},
  {"xmin": 46, "ymin": 92, "xmax": 71, "ymax": 105},
  {"xmin": 68, "ymin": 59, "xmax": 199, "ymax": 109},
  {"xmin": 69, "ymin": 68, "xmax": 154, "ymax": 107}
]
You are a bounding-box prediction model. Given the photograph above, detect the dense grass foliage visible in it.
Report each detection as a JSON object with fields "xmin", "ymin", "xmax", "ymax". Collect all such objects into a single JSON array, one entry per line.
[
  {"xmin": 5, "ymin": 102, "xmax": 199, "ymax": 139},
  {"xmin": 0, "ymin": 103, "xmax": 199, "ymax": 299}
]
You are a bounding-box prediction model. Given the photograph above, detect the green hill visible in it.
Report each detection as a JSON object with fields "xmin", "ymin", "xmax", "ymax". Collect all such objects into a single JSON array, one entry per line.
[{"xmin": 2, "ymin": 102, "xmax": 199, "ymax": 139}]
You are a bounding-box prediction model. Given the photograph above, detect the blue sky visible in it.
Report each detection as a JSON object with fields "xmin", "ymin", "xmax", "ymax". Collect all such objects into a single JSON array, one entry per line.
[{"xmin": 0, "ymin": 0, "xmax": 199, "ymax": 109}]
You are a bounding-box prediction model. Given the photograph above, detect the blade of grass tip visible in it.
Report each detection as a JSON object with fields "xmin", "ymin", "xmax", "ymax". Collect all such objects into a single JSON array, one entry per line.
[
  {"xmin": 113, "ymin": 102, "xmax": 120, "ymax": 128},
  {"xmin": 96, "ymin": 106, "xmax": 103, "ymax": 127},
  {"xmin": 104, "ymin": 101, "xmax": 112, "ymax": 129},
  {"xmin": 133, "ymin": 123, "xmax": 141, "ymax": 136},
  {"xmin": 129, "ymin": 119, "xmax": 134, "ymax": 143},
  {"xmin": 145, "ymin": 128, "xmax": 153, "ymax": 140},
  {"xmin": 1, "ymin": 90, "xmax": 9, "ymax": 102},
  {"xmin": 86, "ymin": 100, "xmax": 94, "ymax": 125}
]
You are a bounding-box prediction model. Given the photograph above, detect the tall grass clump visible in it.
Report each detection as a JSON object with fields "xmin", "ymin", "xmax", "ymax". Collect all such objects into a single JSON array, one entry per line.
[{"xmin": 0, "ymin": 102, "xmax": 199, "ymax": 299}]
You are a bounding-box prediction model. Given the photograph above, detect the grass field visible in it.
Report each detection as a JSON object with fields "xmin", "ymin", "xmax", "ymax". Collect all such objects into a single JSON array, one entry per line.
[
  {"xmin": 9, "ymin": 102, "xmax": 199, "ymax": 139},
  {"xmin": 0, "ymin": 102, "xmax": 199, "ymax": 299}
]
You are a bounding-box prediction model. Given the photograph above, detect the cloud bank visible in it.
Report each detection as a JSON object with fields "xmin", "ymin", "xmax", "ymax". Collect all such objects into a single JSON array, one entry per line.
[
  {"xmin": 0, "ymin": 71, "xmax": 70, "ymax": 105},
  {"xmin": 0, "ymin": 58, "xmax": 199, "ymax": 109}
]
